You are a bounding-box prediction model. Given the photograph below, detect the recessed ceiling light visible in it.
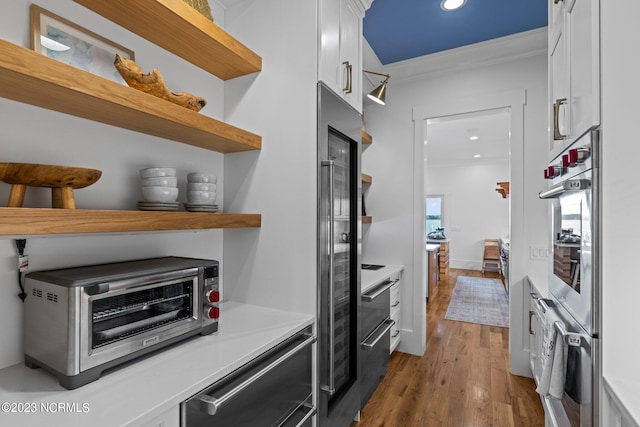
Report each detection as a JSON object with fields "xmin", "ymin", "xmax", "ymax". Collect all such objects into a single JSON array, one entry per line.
[
  {"xmin": 473, "ymin": 154, "xmax": 481, "ymax": 158},
  {"xmin": 469, "ymin": 135, "xmax": 479, "ymax": 141},
  {"xmin": 441, "ymin": 0, "xmax": 467, "ymax": 11}
]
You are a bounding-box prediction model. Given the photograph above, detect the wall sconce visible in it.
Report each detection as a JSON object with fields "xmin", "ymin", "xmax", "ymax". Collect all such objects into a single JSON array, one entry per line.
[{"xmin": 363, "ymin": 70, "xmax": 391, "ymax": 105}]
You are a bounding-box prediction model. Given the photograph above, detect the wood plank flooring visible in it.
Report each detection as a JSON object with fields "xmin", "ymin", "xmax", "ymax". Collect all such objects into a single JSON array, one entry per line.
[{"xmin": 352, "ymin": 268, "xmax": 544, "ymax": 427}]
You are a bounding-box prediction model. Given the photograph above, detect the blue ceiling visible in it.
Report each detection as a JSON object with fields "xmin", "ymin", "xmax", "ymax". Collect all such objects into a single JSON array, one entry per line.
[{"xmin": 363, "ymin": 0, "xmax": 548, "ymax": 65}]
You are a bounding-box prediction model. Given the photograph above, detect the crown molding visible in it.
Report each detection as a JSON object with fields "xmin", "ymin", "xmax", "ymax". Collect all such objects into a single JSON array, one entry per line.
[{"xmin": 363, "ymin": 27, "xmax": 548, "ymax": 83}]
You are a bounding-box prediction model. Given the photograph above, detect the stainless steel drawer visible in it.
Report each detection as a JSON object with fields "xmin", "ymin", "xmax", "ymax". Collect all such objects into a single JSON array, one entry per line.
[{"xmin": 181, "ymin": 326, "xmax": 315, "ymax": 427}]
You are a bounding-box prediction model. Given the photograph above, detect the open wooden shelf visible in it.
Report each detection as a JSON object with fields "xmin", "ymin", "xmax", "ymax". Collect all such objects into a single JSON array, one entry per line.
[
  {"xmin": 362, "ymin": 215, "xmax": 372, "ymax": 224},
  {"xmin": 0, "ymin": 208, "xmax": 260, "ymax": 235},
  {"xmin": 74, "ymin": 0, "xmax": 262, "ymax": 80},
  {"xmin": 0, "ymin": 40, "xmax": 261, "ymax": 154},
  {"xmin": 361, "ymin": 173, "xmax": 372, "ymax": 184},
  {"xmin": 362, "ymin": 130, "xmax": 373, "ymax": 145}
]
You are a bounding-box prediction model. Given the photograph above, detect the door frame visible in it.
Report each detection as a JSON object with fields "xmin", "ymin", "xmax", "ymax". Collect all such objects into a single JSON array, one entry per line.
[{"xmin": 412, "ymin": 89, "xmax": 530, "ymax": 375}]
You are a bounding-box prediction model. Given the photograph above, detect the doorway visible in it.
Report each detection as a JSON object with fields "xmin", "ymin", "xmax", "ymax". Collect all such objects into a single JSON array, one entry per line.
[
  {"xmin": 412, "ymin": 89, "xmax": 530, "ymax": 375},
  {"xmin": 424, "ymin": 108, "xmax": 510, "ymax": 271}
]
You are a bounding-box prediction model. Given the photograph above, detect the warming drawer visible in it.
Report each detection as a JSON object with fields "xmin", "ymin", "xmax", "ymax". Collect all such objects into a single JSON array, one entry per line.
[{"xmin": 181, "ymin": 326, "xmax": 315, "ymax": 427}]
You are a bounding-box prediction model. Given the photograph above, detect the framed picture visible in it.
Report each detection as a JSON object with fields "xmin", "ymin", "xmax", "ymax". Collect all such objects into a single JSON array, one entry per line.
[{"xmin": 30, "ymin": 4, "xmax": 135, "ymax": 85}]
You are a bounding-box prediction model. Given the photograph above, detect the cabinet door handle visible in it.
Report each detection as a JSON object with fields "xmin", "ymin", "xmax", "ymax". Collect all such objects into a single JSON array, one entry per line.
[
  {"xmin": 554, "ymin": 0, "xmax": 562, "ymax": 4},
  {"xmin": 529, "ymin": 310, "xmax": 535, "ymax": 335},
  {"xmin": 553, "ymin": 98, "xmax": 567, "ymax": 140},
  {"xmin": 391, "ymin": 301, "xmax": 400, "ymax": 308},
  {"xmin": 342, "ymin": 61, "xmax": 352, "ymax": 94}
]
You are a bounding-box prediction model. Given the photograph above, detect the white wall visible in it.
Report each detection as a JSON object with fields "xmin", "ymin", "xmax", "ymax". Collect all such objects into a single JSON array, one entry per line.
[
  {"xmin": 0, "ymin": 1, "xmax": 235, "ymax": 369},
  {"xmin": 600, "ymin": 0, "xmax": 640, "ymax": 422},
  {"xmin": 221, "ymin": 0, "xmax": 318, "ymax": 316},
  {"xmin": 361, "ymin": 43, "xmax": 549, "ymax": 374},
  {"xmin": 426, "ymin": 159, "xmax": 510, "ymax": 270}
]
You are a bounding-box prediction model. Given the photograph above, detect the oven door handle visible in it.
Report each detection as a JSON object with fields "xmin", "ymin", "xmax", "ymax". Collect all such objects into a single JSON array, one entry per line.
[
  {"xmin": 361, "ymin": 318, "xmax": 395, "ymax": 350},
  {"xmin": 554, "ymin": 321, "xmax": 590, "ymax": 350},
  {"xmin": 195, "ymin": 334, "xmax": 316, "ymax": 416},
  {"xmin": 538, "ymin": 179, "xmax": 591, "ymax": 199},
  {"xmin": 362, "ymin": 279, "xmax": 398, "ymax": 302}
]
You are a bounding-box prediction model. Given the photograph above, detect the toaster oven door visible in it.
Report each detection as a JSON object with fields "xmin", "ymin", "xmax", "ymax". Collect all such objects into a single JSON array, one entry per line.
[{"xmin": 80, "ymin": 270, "xmax": 202, "ymax": 371}]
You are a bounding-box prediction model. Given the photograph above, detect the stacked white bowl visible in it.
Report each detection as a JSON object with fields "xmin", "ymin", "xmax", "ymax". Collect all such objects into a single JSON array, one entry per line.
[
  {"xmin": 186, "ymin": 172, "xmax": 217, "ymax": 209},
  {"xmin": 139, "ymin": 168, "xmax": 178, "ymax": 207}
]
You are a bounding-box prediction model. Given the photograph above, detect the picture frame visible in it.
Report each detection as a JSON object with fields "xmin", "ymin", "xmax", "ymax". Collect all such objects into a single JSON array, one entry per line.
[{"xmin": 30, "ymin": 4, "xmax": 135, "ymax": 85}]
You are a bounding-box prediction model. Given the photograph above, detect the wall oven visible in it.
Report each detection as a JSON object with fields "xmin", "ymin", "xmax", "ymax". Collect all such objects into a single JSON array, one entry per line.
[
  {"xmin": 539, "ymin": 129, "xmax": 599, "ymax": 336},
  {"xmin": 24, "ymin": 257, "xmax": 219, "ymax": 389},
  {"xmin": 539, "ymin": 128, "xmax": 600, "ymax": 426}
]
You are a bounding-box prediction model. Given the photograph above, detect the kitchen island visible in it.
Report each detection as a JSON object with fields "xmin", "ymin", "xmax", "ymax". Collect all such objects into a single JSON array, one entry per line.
[{"xmin": 0, "ymin": 302, "xmax": 313, "ymax": 427}]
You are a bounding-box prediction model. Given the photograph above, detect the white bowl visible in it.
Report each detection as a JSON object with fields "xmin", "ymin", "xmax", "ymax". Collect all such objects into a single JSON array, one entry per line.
[
  {"xmin": 141, "ymin": 176, "xmax": 178, "ymax": 187},
  {"xmin": 187, "ymin": 172, "xmax": 216, "ymax": 183},
  {"xmin": 142, "ymin": 186, "xmax": 179, "ymax": 202},
  {"xmin": 187, "ymin": 182, "xmax": 217, "ymax": 192},
  {"xmin": 139, "ymin": 167, "xmax": 176, "ymax": 179},
  {"xmin": 187, "ymin": 190, "xmax": 216, "ymax": 204}
]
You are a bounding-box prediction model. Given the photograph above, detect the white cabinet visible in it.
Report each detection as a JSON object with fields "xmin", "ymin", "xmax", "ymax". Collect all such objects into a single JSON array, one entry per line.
[
  {"xmin": 548, "ymin": 0, "xmax": 600, "ymax": 158},
  {"xmin": 390, "ymin": 275, "xmax": 401, "ymax": 353},
  {"xmin": 319, "ymin": 0, "xmax": 365, "ymax": 113}
]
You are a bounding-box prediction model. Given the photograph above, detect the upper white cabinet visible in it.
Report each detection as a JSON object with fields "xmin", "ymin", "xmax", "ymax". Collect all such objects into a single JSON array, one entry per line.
[
  {"xmin": 548, "ymin": 0, "xmax": 600, "ymax": 158},
  {"xmin": 319, "ymin": 0, "xmax": 367, "ymax": 113}
]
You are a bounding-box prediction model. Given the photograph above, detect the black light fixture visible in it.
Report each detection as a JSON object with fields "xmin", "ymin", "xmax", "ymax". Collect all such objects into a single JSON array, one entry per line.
[{"xmin": 363, "ymin": 70, "xmax": 391, "ymax": 105}]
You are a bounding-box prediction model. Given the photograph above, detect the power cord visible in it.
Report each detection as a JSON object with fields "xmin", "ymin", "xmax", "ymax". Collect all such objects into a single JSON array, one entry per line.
[{"xmin": 15, "ymin": 239, "xmax": 27, "ymax": 302}]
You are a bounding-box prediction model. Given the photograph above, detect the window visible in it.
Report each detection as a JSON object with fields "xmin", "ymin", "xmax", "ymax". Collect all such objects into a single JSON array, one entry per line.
[{"xmin": 426, "ymin": 195, "xmax": 444, "ymax": 234}]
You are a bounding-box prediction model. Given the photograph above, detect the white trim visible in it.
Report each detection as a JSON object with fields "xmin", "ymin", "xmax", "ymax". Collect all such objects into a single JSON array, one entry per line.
[
  {"xmin": 364, "ymin": 28, "xmax": 547, "ymax": 83},
  {"xmin": 412, "ymin": 89, "xmax": 530, "ymax": 375}
]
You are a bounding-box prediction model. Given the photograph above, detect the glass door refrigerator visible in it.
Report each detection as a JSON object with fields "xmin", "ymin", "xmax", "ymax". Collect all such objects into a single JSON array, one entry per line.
[{"xmin": 317, "ymin": 83, "xmax": 362, "ymax": 427}]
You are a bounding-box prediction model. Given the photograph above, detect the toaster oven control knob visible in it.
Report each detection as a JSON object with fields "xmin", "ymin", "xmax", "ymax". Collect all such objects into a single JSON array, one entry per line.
[
  {"xmin": 204, "ymin": 306, "xmax": 220, "ymax": 320},
  {"xmin": 205, "ymin": 289, "xmax": 220, "ymax": 304},
  {"xmin": 562, "ymin": 154, "xmax": 571, "ymax": 168}
]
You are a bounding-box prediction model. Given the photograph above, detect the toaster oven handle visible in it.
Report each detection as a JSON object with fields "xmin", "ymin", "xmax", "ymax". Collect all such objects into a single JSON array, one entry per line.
[
  {"xmin": 195, "ymin": 334, "xmax": 316, "ymax": 416},
  {"xmin": 538, "ymin": 179, "xmax": 591, "ymax": 199}
]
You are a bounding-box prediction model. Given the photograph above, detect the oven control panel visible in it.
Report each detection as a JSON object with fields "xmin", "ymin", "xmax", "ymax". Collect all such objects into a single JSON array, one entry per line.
[
  {"xmin": 202, "ymin": 264, "xmax": 220, "ymax": 325},
  {"xmin": 544, "ymin": 130, "xmax": 595, "ymax": 185}
]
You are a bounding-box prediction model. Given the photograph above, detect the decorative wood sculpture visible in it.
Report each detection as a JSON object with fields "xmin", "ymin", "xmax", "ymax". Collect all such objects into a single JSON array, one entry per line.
[
  {"xmin": 0, "ymin": 162, "xmax": 102, "ymax": 209},
  {"xmin": 114, "ymin": 53, "xmax": 207, "ymax": 112}
]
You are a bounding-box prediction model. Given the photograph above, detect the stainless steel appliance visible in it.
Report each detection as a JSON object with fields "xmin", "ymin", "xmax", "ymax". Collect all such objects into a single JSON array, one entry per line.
[
  {"xmin": 360, "ymin": 280, "xmax": 395, "ymax": 407},
  {"xmin": 181, "ymin": 326, "xmax": 315, "ymax": 427},
  {"xmin": 317, "ymin": 82, "xmax": 362, "ymax": 426},
  {"xmin": 23, "ymin": 256, "xmax": 219, "ymax": 389},
  {"xmin": 539, "ymin": 128, "xmax": 600, "ymax": 426}
]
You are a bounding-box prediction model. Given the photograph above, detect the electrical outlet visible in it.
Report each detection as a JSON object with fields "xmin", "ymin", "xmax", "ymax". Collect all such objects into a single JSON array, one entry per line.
[{"xmin": 529, "ymin": 246, "xmax": 549, "ymax": 260}]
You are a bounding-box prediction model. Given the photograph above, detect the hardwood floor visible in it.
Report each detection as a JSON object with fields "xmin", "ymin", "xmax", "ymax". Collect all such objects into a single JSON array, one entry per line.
[{"xmin": 352, "ymin": 269, "xmax": 544, "ymax": 427}]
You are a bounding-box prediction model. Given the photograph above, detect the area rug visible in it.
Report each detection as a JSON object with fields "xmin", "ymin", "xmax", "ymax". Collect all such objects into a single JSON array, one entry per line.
[{"xmin": 444, "ymin": 276, "xmax": 509, "ymax": 328}]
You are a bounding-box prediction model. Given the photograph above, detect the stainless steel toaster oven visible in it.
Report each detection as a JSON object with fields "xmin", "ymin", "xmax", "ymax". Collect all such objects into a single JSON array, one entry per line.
[{"xmin": 23, "ymin": 256, "xmax": 219, "ymax": 389}]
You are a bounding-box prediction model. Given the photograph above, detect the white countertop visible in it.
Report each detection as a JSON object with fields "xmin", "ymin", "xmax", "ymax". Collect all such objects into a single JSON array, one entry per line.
[
  {"xmin": 604, "ymin": 376, "xmax": 640, "ymax": 425},
  {"xmin": 426, "ymin": 238, "xmax": 449, "ymax": 244},
  {"xmin": 361, "ymin": 265, "xmax": 403, "ymax": 293},
  {"xmin": 425, "ymin": 244, "xmax": 440, "ymax": 252},
  {"xmin": 0, "ymin": 302, "xmax": 314, "ymax": 427}
]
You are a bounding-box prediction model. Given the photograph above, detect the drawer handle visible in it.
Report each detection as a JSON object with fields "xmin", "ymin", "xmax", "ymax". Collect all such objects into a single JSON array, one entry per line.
[
  {"xmin": 391, "ymin": 301, "xmax": 400, "ymax": 308},
  {"xmin": 361, "ymin": 318, "xmax": 395, "ymax": 350},
  {"xmin": 391, "ymin": 330, "xmax": 400, "ymax": 338},
  {"xmin": 362, "ymin": 279, "xmax": 398, "ymax": 302},
  {"xmin": 554, "ymin": 0, "xmax": 562, "ymax": 3},
  {"xmin": 196, "ymin": 334, "xmax": 316, "ymax": 416},
  {"xmin": 296, "ymin": 404, "xmax": 317, "ymax": 425}
]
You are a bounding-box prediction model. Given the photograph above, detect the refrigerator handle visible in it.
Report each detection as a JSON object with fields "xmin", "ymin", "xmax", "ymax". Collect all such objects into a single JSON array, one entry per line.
[{"xmin": 320, "ymin": 160, "xmax": 336, "ymax": 396}]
